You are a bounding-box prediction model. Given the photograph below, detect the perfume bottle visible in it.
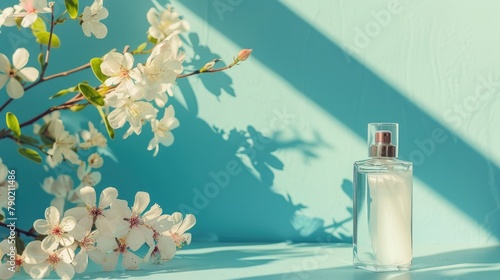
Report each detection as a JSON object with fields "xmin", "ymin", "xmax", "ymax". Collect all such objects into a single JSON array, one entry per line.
[{"xmin": 353, "ymin": 123, "xmax": 413, "ymax": 272}]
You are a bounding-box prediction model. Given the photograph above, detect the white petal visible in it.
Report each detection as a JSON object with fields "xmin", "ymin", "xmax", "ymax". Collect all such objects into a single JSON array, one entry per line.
[
  {"xmin": 55, "ymin": 261, "xmax": 75, "ymax": 280},
  {"xmin": 24, "ymin": 241, "xmax": 48, "ymax": 264},
  {"xmin": 101, "ymin": 252, "xmax": 119, "ymax": 271},
  {"xmin": 17, "ymin": 67, "xmax": 39, "ymax": 82},
  {"xmin": 158, "ymin": 235, "xmax": 176, "ymax": 261},
  {"xmin": 0, "ymin": 74, "xmax": 8, "ymax": 89},
  {"xmin": 79, "ymin": 186, "xmax": 96, "ymax": 207},
  {"xmin": 158, "ymin": 133, "xmax": 174, "ymax": 147},
  {"xmin": 140, "ymin": 225, "xmax": 154, "ymax": 246},
  {"xmin": 6, "ymin": 78, "xmax": 24, "ymax": 99},
  {"xmin": 181, "ymin": 233, "xmax": 192, "ymax": 245},
  {"xmin": 127, "ymin": 227, "xmax": 145, "ymax": 251},
  {"xmin": 72, "ymin": 250, "xmax": 88, "ymax": 273},
  {"xmin": 82, "ymin": 22, "xmax": 91, "ymax": 37},
  {"xmin": 177, "ymin": 214, "xmax": 196, "ymax": 234},
  {"xmin": 41, "ymin": 234, "xmax": 59, "ymax": 252},
  {"xmin": 63, "ymin": 207, "xmax": 87, "ymax": 221},
  {"xmin": 107, "ymin": 108, "xmax": 127, "ymax": 129},
  {"xmin": 21, "ymin": 13, "xmax": 38, "ymax": 28},
  {"xmin": 45, "ymin": 206, "xmax": 60, "ymax": 225},
  {"xmin": 154, "ymin": 215, "xmax": 174, "ymax": 233},
  {"xmin": 91, "ymin": 22, "xmax": 108, "ymax": 39},
  {"xmin": 12, "ymin": 48, "xmax": 29, "ymax": 69},
  {"xmin": 131, "ymin": 192, "xmax": 150, "ymax": 214},
  {"xmin": 122, "ymin": 251, "xmax": 142, "ymax": 270},
  {"xmin": 0, "ymin": 53, "xmax": 10, "ymax": 73},
  {"xmin": 50, "ymin": 197, "xmax": 65, "ymax": 215},
  {"xmin": 170, "ymin": 212, "xmax": 183, "ymax": 226},
  {"xmin": 29, "ymin": 263, "xmax": 51, "ymax": 279},
  {"xmin": 60, "ymin": 216, "xmax": 76, "ymax": 232},
  {"xmin": 142, "ymin": 204, "xmax": 162, "ymax": 221},
  {"xmin": 33, "ymin": 219, "xmax": 50, "ymax": 235},
  {"xmin": 101, "ymin": 52, "xmax": 123, "ymax": 76},
  {"xmin": 123, "ymin": 53, "xmax": 134, "ymax": 70},
  {"xmin": 95, "ymin": 216, "xmax": 115, "ymax": 236},
  {"xmin": 99, "ymin": 187, "xmax": 118, "ymax": 209},
  {"xmin": 57, "ymin": 247, "xmax": 75, "ymax": 263},
  {"xmin": 0, "ymin": 262, "xmax": 15, "ymax": 279},
  {"xmin": 96, "ymin": 235, "xmax": 116, "ymax": 252},
  {"xmin": 59, "ymin": 233, "xmax": 74, "ymax": 247}
]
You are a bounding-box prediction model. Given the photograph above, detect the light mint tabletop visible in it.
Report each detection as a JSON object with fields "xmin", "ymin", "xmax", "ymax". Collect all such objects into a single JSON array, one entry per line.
[{"xmin": 12, "ymin": 242, "xmax": 499, "ymax": 280}]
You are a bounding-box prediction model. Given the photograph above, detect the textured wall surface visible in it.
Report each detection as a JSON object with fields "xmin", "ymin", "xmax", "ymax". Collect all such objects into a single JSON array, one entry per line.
[{"xmin": 0, "ymin": 0, "xmax": 499, "ymax": 246}]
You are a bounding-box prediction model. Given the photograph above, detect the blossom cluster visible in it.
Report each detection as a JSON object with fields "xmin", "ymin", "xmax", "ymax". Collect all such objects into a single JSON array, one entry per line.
[
  {"xmin": 0, "ymin": 0, "xmax": 251, "ymax": 278},
  {"xmin": 0, "ymin": 186, "xmax": 195, "ymax": 279}
]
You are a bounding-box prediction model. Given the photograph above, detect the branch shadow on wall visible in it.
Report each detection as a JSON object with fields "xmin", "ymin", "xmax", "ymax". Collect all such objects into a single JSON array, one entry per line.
[
  {"xmin": 99, "ymin": 35, "xmax": 353, "ymax": 243},
  {"xmin": 177, "ymin": 0, "xmax": 500, "ymax": 240}
]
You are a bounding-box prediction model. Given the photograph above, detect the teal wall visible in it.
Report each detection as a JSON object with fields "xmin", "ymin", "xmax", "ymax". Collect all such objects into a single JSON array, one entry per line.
[{"xmin": 1, "ymin": 0, "xmax": 499, "ymax": 246}]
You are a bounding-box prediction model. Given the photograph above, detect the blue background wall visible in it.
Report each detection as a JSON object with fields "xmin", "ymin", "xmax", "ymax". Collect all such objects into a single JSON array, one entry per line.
[{"xmin": 0, "ymin": 0, "xmax": 499, "ymax": 246}]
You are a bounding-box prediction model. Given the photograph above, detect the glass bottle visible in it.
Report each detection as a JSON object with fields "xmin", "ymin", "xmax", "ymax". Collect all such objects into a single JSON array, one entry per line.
[{"xmin": 353, "ymin": 123, "xmax": 413, "ymax": 271}]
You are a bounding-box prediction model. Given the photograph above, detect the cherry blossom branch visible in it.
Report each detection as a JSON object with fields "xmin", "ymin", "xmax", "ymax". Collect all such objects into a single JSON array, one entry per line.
[
  {"xmin": 177, "ymin": 49, "xmax": 252, "ymax": 79},
  {"xmin": 18, "ymin": 95, "xmax": 84, "ymax": 129},
  {"xmin": 0, "ymin": 222, "xmax": 39, "ymax": 238}
]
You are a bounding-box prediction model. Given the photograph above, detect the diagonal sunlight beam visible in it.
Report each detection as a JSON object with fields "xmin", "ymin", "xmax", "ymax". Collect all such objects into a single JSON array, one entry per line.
[{"xmin": 176, "ymin": 0, "xmax": 500, "ymax": 239}]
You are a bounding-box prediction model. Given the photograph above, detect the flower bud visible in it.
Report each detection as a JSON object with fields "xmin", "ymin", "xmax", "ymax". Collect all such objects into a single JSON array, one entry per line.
[
  {"xmin": 237, "ymin": 49, "xmax": 252, "ymax": 61},
  {"xmin": 88, "ymin": 153, "xmax": 104, "ymax": 169}
]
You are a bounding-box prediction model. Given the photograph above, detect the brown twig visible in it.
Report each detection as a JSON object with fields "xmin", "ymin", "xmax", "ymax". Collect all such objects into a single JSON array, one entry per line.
[
  {"xmin": 0, "ymin": 222, "xmax": 39, "ymax": 238},
  {"xmin": 177, "ymin": 61, "xmax": 240, "ymax": 79}
]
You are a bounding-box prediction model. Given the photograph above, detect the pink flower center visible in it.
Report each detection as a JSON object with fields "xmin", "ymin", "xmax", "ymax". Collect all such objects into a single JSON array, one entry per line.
[
  {"xmin": 129, "ymin": 215, "xmax": 140, "ymax": 228},
  {"xmin": 116, "ymin": 239, "xmax": 127, "ymax": 254},
  {"xmin": 152, "ymin": 230, "xmax": 160, "ymax": 241},
  {"xmin": 47, "ymin": 254, "xmax": 60, "ymax": 265},
  {"xmin": 51, "ymin": 226, "xmax": 63, "ymax": 236},
  {"xmin": 89, "ymin": 207, "xmax": 103, "ymax": 218}
]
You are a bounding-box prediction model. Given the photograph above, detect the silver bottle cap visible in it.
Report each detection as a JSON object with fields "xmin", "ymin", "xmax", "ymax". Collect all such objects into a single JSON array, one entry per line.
[{"xmin": 370, "ymin": 131, "xmax": 396, "ymax": 157}]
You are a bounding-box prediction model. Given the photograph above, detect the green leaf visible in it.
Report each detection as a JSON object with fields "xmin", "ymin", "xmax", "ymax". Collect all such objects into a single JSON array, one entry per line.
[
  {"xmin": 19, "ymin": 134, "xmax": 40, "ymax": 145},
  {"xmin": 65, "ymin": 0, "xmax": 79, "ymax": 19},
  {"xmin": 31, "ymin": 17, "xmax": 46, "ymax": 34},
  {"xmin": 35, "ymin": 32, "xmax": 61, "ymax": 48},
  {"xmin": 97, "ymin": 107, "xmax": 115, "ymax": 139},
  {"xmin": 78, "ymin": 83, "xmax": 104, "ymax": 106},
  {"xmin": 69, "ymin": 104, "xmax": 88, "ymax": 112},
  {"xmin": 38, "ymin": 52, "xmax": 45, "ymax": 69},
  {"xmin": 18, "ymin": 147, "xmax": 42, "ymax": 164},
  {"xmin": 6, "ymin": 112, "xmax": 21, "ymax": 138},
  {"xmin": 132, "ymin": 42, "xmax": 148, "ymax": 54},
  {"xmin": 90, "ymin": 58, "xmax": 108, "ymax": 83},
  {"xmin": 0, "ymin": 213, "xmax": 4, "ymax": 221},
  {"xmin": 49, "ymin": 86, "xmax": 78, "ymax": 99}
]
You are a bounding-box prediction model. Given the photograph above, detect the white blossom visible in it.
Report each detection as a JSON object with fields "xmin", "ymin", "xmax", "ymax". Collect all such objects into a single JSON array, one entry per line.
[
  {"xmin": 81, "ymin": 0, "xmax": 109, "ymax": 39},
  {"xmin": 147, "ymin": 5, "xmax": 189, "ymax": 42},
  {"xmin": 41, "ymin": 175, "xmax": 73, "ymax": 214},
  {"xmin": 79, "ymin": 121, "xmax": 107, "ymax": 149},
  {"xmin": 95, "ymin": 236, "xmax": 143, "ymax": 271},
  {"xmin": 46, "ymin": 120, "xmax": 80, "ymax": 166},
  {"xmin": 64, "ymin": 186, "xmax": 123, "ymax": 237},
  {"xmin": 0, "ymin": 240, "xmax": 33, "ymax": 279},
  {"xmin": 33, "ymin": 206, "xmax": 77, "ymax": 251},
  {"xmin": 23, "ymin": 241, "xmax": 75, "ymax": 280},
  {"xmin": 100, "ymin": 52, "xmax": 141, "ymax": 92},
  {"xmin": 148, "ymin": 105, "xmax": 179, "ymax": 156},
  {"xmin": 12, "ymin": 0, "xmax": 51, "ymax": 28},
  {"xmin": 106, "ymin": 89, "xmax": 158, "ymax": 136},
  {"xmin": 137, "ymin": 37, "xmax": 183, "ymax": 107},
  {"xmin": 167, "ymin": 212, "xmax": 196, "ymax": 248},
  {"xmin": 87, "ymin": 153, "xmax": 104, "ymax": 169},
  {"xmin": 0, "ymin": 48, "xmax": 39, "ymax": 99}
]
